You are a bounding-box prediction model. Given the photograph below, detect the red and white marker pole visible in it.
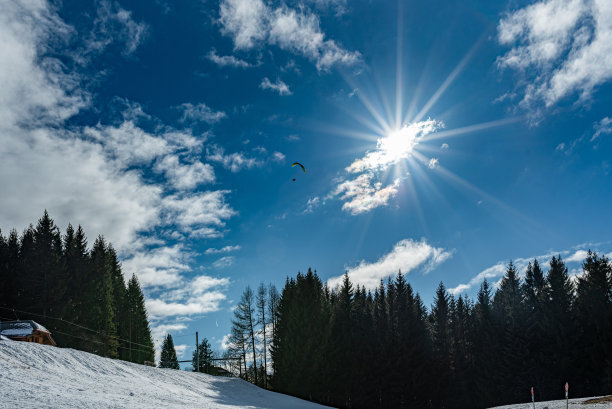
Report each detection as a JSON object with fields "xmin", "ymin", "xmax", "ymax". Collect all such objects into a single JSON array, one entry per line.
[
  {"xmin": 565, "ymin": 382, "xmax": 569, "ymax": 409},
  {"xmin": 531, "ymin": 387, "xmax": 535, "ymax": 409}
]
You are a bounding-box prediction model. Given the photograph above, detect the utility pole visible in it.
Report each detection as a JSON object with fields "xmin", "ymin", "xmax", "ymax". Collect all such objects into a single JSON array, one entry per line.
[{"xmin": 196, "ymin": 331, "xmax": 199, "ymax": 372}]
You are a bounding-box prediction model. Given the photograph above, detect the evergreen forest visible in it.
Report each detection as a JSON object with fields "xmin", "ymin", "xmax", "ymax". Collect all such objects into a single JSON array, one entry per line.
[
  {"xmin": 0, "ymin": 211, "xmax": 155, "ymax": 364},
  {"xmin": 228, "ymin": 258, "xmax": 611, "ymax": 409}
]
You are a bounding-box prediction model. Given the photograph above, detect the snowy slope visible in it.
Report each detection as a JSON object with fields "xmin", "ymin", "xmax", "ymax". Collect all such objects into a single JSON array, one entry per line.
[
  {"xmin": 489, "ymin": 396, "xmax": 612, "ymax": 409},
  {"xmin": 0, "ymin": 341, "xmax": 333, "ymax": 409}
]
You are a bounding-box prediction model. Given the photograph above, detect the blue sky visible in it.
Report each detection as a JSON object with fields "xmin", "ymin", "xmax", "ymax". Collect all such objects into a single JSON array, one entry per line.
[{"xmin": 1, "ymin": 0, "xmax": 611, "ymax": 364}]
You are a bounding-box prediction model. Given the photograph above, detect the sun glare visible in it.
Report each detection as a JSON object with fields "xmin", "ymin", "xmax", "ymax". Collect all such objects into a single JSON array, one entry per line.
[{"xmin": 378, "ymin": 127, "xmax": 419, "ymax": 161}]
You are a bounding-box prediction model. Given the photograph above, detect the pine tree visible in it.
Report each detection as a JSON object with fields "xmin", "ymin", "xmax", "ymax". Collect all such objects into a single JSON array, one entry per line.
[
  {"xmin": 430, "ymin": 282, "xmax": 453, "ymax": 408},
  {"xmin": 160, "ymin": 333, "xmax": 179, "ymax": 369},
  {"xmin": 472, "ymin": 279, "xmax": 496, "ymax": 407},
  {"xmin": 126, "ymin": 274, "xmax": 155, "ymax": 364},
  {"xmin": 573, "ymin": 251, "xmax": 612, "ymax": 395},
  {"xmin": 193, "ymin": 337, "xmax": 215, "ymax": 373},
  {"xmin": 84, "ymin": 236, "xmax": 118, "ymax": 357},
  {"xmin": 542, "ymin": 255, "xmax": 574, "ymax": 398},
  {"xmin": 522, "ymin": 260, "xmax": 549, "ymax": 397},
  {"xmin": 492, "ymin": 261, "xmax": 529, "ymax": 404}
]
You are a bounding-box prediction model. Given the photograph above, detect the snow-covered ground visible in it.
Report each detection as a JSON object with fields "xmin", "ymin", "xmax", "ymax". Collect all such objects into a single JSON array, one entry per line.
[
  {"xmin": 490, "ymin": 396, "xmax": 612, "ymax": 409},
  {"xmin": 0, "ymin": 341, "xmax": 333, "ymax": 409}
]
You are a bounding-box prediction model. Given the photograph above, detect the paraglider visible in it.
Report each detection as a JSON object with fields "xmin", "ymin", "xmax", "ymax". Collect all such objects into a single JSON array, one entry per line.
[
  {"xmin": 292, "ymin": 162, "xmax": 305, "ymax": 173},
  {"xmin": 292, "ymin": 162, "xmax": 305, "ymax": 181}
]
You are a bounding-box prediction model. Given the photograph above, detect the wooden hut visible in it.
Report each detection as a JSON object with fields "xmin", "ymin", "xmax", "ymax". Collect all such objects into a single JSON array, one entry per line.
[{"xmin": 0, "ymin": 320, "xmax": 56, "ymax": 346}]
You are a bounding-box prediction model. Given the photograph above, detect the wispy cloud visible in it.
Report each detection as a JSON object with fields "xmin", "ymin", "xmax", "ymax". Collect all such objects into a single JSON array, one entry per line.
[
  {"xmin": 207, "ymin": 49, "xmax": 253, "ymax": 68},
  {"xmin": 87, "ymin": 0, "xmax": 149, "ymax": 56},
  {"xmin": 178, "ymin": 103, "xmax": 227, "ymax": 124},
  {"xmin": 205, "ymin": 245, "xmax": 241, "ymax": 255},
  {"xmin": 304, "ymin": 196, "xmax": 320, "ymax": 213},
  {"xmin": 592, "ymin": 117, "xmax": 612, "ymax": 142},
  {"xmin": 448, "ymin": 246, "xmax": 611, "ymax": 295},
  {"xmin": 497, "ymin": 0, "xmax": 612, "ymax": 109},
  {"xmin": 428, "ymin": 158, "xmax": 439, "ymax": 169},
  {"xmin": 213, "ymin": 256, "xmax": 235, "ymax": 268},
  {"xmin": 328, "ymin": 238, "xmax": 453, "ymax": 290},
  {"xmin": 260, "ymin": 77, "xmax": 292, "ymax": 95},
  {"xmin": 206, "ymin": 145, "xmax": 262, "ymax": 172},
  {"xmin": 218, "ymin": 0, "xmax": 361, "ymax": 71}
]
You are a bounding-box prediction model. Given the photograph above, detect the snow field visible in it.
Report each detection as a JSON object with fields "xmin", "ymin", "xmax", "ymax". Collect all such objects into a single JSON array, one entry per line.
[{"xmin": 0, "ymin": 341, "xmax": 332, "ymax": 409}]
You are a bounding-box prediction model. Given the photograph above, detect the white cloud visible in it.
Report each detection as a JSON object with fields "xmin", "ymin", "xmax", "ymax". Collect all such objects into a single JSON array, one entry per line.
[
  {"xmin": 497, "ymin": 0, "xmax": 612, "ymax": 108},
  {"xmin": 428, "ymin": 158, "xmax": 439, "ymax": 169},
  {"xmin": 592, "ymin": 117, "xmax": 612, "ymax": 141},
  {"xmin": 206, "ymin": 145, "xmax": 262, "ymax": 172},
  {"xmin": 218, "ymin": 0, "xmax": 361, "ymax": 71},
  {"xmin": 219, "ymin": 0, "xmax": 268, "ymax": 50},
  {"xmin": 147, "ymin": 290, "xmax": 227, "ymax": 318},
  {"xmin": 122, "ymin": 244, "xmax": 191, "ymax": 288},
  {"xmin": 154, "ymin": 155, "xmax": 215, "ymax": 190},
  {"xmin": 162, "ymin": 191, "xmax": 237, "ymax": 234},
  {"xmin": 329, "ymin": 119, "xmax": 443, "ymax": 214},
  {"xmin": 565, "ymin": 249, "xmax": 589, "ymax": 263},
  {"xmin": 448, "ymin": 246, "xmax": 610, "ymax": 295},
  {"xmin": 260, "ymin": 77, "xmax": 292, "ymax": 95},
  {"xmin": 346, "ymin": 120, "xmax": 443, "ymax": 174},
  {"xmin": 207, "ymin": 49, "xmax": 252, "ymax": 68},
  {"xmin": 272, "ymin": 151, "xmax": 286, "ymax": 161},
  {"xmin": 220, "ymin": 333, "xmax": 232, "ymax": 350},
  {"xmin": 178, "ymin": 103, "xmax": 227, "ymax": 124},
  {"xmin": 556, "ymin": 142, "xmax": 566, "ymax": 151},
  {"xmin": 304, "ymin": 196, "xmax": 320, "ymax": 213},
  {"xmin": 87, "ymin": 0, "xmax": 148, "ymax": 56},
  {"xmin": 213, "ymin": 256, "xmax": 235, "ymax": 268},
  {"xmin": 328, "ymin": 238, "xmax": 453, "ymax": 290},
  {"xmin": 333, "ymin": 174, "xmax": 400, "ymax": 215},
  {"xmin": 205, "ymin": 245, "xmax": 241, "ymax": 255}
]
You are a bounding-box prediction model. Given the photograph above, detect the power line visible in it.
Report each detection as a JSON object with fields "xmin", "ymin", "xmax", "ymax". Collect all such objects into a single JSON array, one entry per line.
[{"xmin": 0, "ymin": 306, "xmax": 153, "ymax": 350}]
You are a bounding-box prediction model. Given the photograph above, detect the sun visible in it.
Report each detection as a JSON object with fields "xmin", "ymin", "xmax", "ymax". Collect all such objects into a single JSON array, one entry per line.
[{"xmin": 378, "ymin": 126, "xmax": 419, "ymax": 161}]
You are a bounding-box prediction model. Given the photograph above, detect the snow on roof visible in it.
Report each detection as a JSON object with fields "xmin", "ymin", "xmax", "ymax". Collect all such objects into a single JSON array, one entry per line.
[
  {"xmin": 0, "ymin": 334, "xmax": 13, "ymax": 341},
  {"xmin": 0, "ymin": 320, "xmax": 51, "ymax": 337}
]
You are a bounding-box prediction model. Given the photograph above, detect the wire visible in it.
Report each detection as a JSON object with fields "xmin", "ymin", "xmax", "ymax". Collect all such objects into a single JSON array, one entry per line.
[{"xmin": 0, "ymin": 306, "xmax": 154, "ymax": 350}]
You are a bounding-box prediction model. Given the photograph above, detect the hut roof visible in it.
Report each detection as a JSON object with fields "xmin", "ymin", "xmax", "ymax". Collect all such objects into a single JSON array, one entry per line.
[{"xmin": 0, "ymin": 320, "xmax": 51, "ymax": 337}]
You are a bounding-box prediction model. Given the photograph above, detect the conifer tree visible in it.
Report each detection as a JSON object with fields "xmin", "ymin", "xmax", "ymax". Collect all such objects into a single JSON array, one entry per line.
[
  {"xmin": 126, "ymin": 274, "xmax": 155, "ymax": 364},
  {"xmin": 160, "ymin": 333, "xmax": 179, "ymax": 369},
  {"xmin": 574, "ymin": 251, "xmax": 612, "ymax": 395},
  {"xmin": 193, "ymin": 338, "xmax": 215, "ymax": 373},
  {"xmin": 430, "ymin": 282, "xmax": 453, "ymax": 408},
  {"xmin": 542, "ymin": 255, "xmax": 574, "ymax": 391},
  {"xmin": 84, "ymin": 236, "xmax": 118, "ymax": 357}
]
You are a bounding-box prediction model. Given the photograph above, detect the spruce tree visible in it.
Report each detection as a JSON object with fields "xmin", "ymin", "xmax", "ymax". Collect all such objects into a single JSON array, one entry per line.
[
  {"xmin": 160, "ymin": 333, "xmax": 180, "ymax": 369},
  {"xmin": 430, "ymin": 282, "xmax": 453, "ymax": 408},
  {"xmin": 193, "ymin": 338, "xmax": 215, "ymax": 373},
  {"xmin": 574, "ymin": 251, "xmax": 612, "ymax": 395},
  {"xmin": 542, "ymin": 255, "xmax": 574, "ymax": 398},
  {"xmin": 232, "ymin": 286, "xmax": 258, "ymax": 385},
  {"xmin": 126, "ymin": 274, "xmax": 155, "ymax": 364}
]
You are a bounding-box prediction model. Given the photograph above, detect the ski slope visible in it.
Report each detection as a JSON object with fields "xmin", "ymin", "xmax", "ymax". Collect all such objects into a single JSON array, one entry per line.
[{"xmin": 0, "ymin": 341, "xmax": 332, "ymax": 409}]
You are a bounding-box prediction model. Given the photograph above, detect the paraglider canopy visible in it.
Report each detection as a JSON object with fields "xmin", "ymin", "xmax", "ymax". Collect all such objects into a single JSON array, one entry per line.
[{"xmin": 292, "ymin": 162, "xmax": 305, "ymax": 173}]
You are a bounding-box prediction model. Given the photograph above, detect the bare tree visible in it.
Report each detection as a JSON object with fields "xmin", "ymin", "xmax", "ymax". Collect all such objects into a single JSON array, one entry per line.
[
  {"xmin": 256, "ymin": 283, "xmax": 268, "ymax": 388},
  {"xmin": 232, "ymin": 286, "xmax": 258, "ymax": 385}
]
